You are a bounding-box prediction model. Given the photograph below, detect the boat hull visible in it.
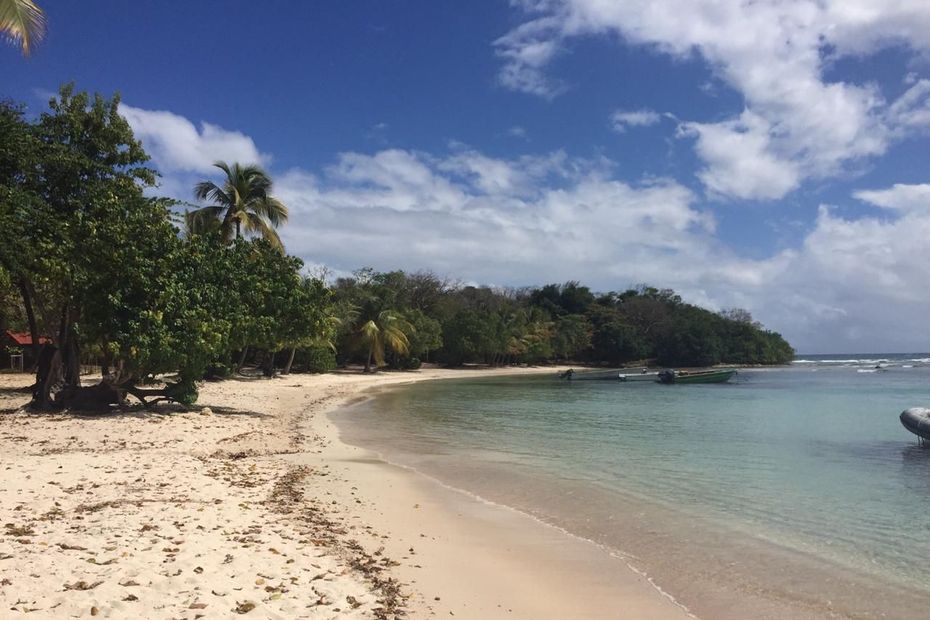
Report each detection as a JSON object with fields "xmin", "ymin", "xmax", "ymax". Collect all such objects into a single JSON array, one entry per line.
[
  {"xmin": 658, "ymin": 369, "xmax": 737, "ymax": 384},
  {"xmin": 900, "ymin": 407, "xmax": 930, "ymax": 441}
]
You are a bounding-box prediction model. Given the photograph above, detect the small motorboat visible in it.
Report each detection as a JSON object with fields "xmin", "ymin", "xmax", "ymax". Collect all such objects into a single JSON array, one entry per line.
[
  {"xmin": 900, "ymin": 407, "xmax": 930, "ymax": 444},
  {"xmin": 657, "ymin": 368, "xmax": 737, "ymax": 384},
  {"xmin": 560, "ymin": 368, "xmax": 657, "ymax": 381},
  {"xmin": 559, "ymin": 368, "xmax": 622, "ymax": 381},
  {"xmin": 618, "ymin": 371, "xmax": 659, "ymax": 382}
]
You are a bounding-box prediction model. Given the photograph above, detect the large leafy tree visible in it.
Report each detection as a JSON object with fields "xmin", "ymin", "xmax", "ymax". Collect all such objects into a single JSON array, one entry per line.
[
  {"xmin": 0, "ymin": 0, "xmax": 44, "ymax": 56},
  {"xmin": 190, "ymin": 161, "xmax": 288, "ymax": 248},
  {"xmin": 0, "ymin": 85, "xmax": 158, "ymax": 406}
]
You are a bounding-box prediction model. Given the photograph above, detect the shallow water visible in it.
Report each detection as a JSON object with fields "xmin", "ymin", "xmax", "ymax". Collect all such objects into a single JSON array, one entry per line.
[{"xmin": 335, "ymin": 357, "xmax": 930, "ymax": 619}]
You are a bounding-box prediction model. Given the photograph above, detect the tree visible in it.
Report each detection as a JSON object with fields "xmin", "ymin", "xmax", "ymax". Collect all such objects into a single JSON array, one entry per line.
[
  {"xmin": 0, "ymin": 0, "xmax": 44, "ymax": 56},
  {"xmin": 2, "ymin": 85, "xmax": 157, "ymax": 407},
  {"xmin": 190, "ymin": 161, "xmax": 288, "ymax": 248},
  {"xmin": 279, "ymin": 277, "xmax": 335, "ymax": 375},
  {"xmin": 551, "ymin": 314, "xmax": 592, "ymax": 360},
  {"xmin": 403, "ymin": 309, "xmax": 442, "ymax": 362},
  {"xmin": 357, "ymin": 310, "xmax": 413, "ymax": 373}
]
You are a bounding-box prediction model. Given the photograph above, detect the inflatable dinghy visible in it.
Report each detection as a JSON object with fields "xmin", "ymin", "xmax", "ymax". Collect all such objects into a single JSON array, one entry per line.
[{"xmin": 900, "ymin": 407, "xmax": 930, "ymax": 443}]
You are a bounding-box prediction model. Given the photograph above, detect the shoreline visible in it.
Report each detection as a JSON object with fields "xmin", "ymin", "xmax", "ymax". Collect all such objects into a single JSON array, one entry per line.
[{"xmin": 298, "ymin": 371, "xmax": 697, "ymax": 619}]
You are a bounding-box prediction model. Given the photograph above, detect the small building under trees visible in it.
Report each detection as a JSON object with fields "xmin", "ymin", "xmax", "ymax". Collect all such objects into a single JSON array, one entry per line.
[{"xmin": 1, "ymin": 330, "xmax": 50, "ymax": 371}]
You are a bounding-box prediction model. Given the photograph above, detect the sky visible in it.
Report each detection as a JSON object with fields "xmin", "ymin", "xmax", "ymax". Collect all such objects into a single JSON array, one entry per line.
[{"xmin": 4, "ymin": 1, "xmax": 930, "ymax": 354}]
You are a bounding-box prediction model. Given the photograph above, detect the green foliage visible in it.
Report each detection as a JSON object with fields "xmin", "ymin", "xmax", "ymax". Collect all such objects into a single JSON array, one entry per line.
[
  {"xmin": 299, "ymin": 344, "xmax": 337, "ymax": 373},
  {"xmin": 404, "ymin": 309, "xmax": 443, "ymax": 358}
]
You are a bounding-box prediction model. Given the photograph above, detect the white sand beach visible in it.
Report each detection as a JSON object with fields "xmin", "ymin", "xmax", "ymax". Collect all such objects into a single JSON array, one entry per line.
[{"xmin": 0, "ymin": 368, "xmax": 693, "ymax": 619}]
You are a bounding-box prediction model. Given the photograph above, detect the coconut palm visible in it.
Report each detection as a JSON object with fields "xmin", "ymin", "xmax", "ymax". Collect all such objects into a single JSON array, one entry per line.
[
  {"xmin": 357, "ymin": 310, "xmax": 413, "ymax": 373},
  {"xmin": 191, "ymin": 161, "xmax": 288, "ymax": 247},
  {"xmin": 0, "ymin": 0, "xmax": 45, "ymax": 56}
]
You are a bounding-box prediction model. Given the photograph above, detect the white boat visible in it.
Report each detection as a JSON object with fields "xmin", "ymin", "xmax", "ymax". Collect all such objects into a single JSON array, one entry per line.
[
  {"xmin": 559, "ymin": 368, "xmax": 658, "ymax": 381},
  {"xmin": 619, "ymin": 371, "xmax": 660, "ymax": 382}
]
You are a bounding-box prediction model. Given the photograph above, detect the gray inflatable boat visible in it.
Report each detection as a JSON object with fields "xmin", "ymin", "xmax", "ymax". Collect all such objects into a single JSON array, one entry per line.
[{"xmin": 900, "ymin": 407, "xmax": 930, "ymax": 443}]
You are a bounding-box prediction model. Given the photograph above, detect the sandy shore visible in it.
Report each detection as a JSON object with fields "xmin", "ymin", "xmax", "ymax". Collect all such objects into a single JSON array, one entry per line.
[{"xmin": 0, "ymin": 368, "xmax": 693, "ymax": 619}]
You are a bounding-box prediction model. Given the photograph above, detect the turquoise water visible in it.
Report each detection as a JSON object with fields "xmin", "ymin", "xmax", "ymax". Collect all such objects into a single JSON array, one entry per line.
[{"xmin": 337, "ymin": 356, "xmax": 930, "ymax": 618}]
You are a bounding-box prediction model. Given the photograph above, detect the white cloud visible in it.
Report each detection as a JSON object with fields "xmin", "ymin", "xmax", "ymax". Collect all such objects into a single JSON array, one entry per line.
[
  {"xmin": 680, "ymin": 111, "xmax": 801, "ymax": 200},
  {"xmin": 741, "ymin": 203, "xmax": 930, "ymax": 352},
  {"xmin": 854, "ymin": 183, "xmax": 930, "ymax": 212},
  {"xmin": 494, "ymin": 15, "xmax": 568, "ymax": 98},
  {"xmin": 119, "ymin": 104, "xmax": 268, "ymax": 174},
  {"xmin": 610, "ymin": 109, "xmax": 661, "ymax": 133},
  {"xmin": 496, "ymin": 1, "xmax": 930, "ymax": 200}
]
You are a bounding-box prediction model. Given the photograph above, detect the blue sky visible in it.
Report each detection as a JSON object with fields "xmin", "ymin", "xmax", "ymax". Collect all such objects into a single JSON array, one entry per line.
[{"xmin": 5, "ymin": 1, "xmax": 930, "ymax": 353}]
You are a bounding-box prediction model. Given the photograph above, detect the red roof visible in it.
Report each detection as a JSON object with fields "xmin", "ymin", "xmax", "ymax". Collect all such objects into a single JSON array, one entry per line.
[{"xmin": 4, "ymin": 331, "xmax": 51, "ymax": 346}]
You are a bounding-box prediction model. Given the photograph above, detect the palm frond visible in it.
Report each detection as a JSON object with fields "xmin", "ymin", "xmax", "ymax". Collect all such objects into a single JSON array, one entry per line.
[
  {"xmin": 242, "ymin": 213, "xmax": 283, "ymax": 249},
  {"xmin": 0, "ymin": 0, "xmax": 45, "ymax": 56},
  {"xmin": 258, "ymin": 196, "xmax": 288, "ymax": 226},
  {"xmin": 193, "ymin": 180, "xmax": 231, "ymax": 206},
  {"xmin": 185, "ymin": 206, "xmax": 225, "ymax": 238}
]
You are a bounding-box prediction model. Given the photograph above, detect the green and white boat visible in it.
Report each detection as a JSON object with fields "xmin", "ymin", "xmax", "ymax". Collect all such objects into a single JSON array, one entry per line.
[{"xmin": 657, "ymin": 368, "xmax": 737, "ymax": 384}]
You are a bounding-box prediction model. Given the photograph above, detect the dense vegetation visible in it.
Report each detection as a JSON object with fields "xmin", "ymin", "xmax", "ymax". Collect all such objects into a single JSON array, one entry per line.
[
  {"xmin": 0, "ymin": 85, "xmax": 793, "ymax": 410},
  {"xmin": 329, "ymin": 274, "xmax": 794, "ymax": 370}
]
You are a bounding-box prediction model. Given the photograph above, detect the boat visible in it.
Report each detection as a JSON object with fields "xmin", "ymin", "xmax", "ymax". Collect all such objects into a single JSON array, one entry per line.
[
  {"xmin": 618, "ymin": 371, "xmax": 660, "ymax": 382},
  {"xmin": 559, "ymin": 368, "xmax": 658, "ymax": 381},
  {"xmin": 900, "ymin": 407, "xmax": 930, "ymax": 444},
  {"xmin": 656, "ymin": 368, "xmax": 737, "ymax": 384},
  {"xmin": 559, "ymin": 368, "xmax": 623, "ymax": 381}
]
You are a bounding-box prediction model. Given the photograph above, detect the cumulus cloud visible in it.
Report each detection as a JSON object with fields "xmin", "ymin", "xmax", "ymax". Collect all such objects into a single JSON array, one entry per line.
[
  {"xmin": 743, "ymin": 203, "xmax": 930, "ymax": 352},
  {"xmin": 496, "ymin": 1, "xmax": 930, "ymax": 200},
  {"xmin": 610, "ymin": 109, "xmax": 661, "ymax": 133},
  {"xmin": 275, "ymin": 148, "xmax": 713, "ymax": 288},
  {"xmin": 119, "ymin": 104, "xmax": 268, "ymax": 174},
  {"xmin": 854, "ymin": 183, "xmax": 930, "ymax": 212},
  {"xmin": 679, "ymin": 111, "xmax": 801, "ymax": 200}
]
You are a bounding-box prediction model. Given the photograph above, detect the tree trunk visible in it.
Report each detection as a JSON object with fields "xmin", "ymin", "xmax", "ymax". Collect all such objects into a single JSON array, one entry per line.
[
  {"xmin": 262, "ymin": 350, "xmax": 276, "ymax": 377},
  {"xmin": 235, "ymin": 218, "xmax": 241, "ymax": 239},
  {"xmin": 63, "ymin": 328, "xmax": 81, "ymax": 386},
  {"xmin": 236, "ymin": 346, "xmax": 249, "ymax": 372},
  {"xmin": 17, "ymin": 278, "xmax": 40, "ymax": 369},
  {"xmin": 364, "ymin": 346, "xmax": 373, "ymax": 373},
  {"xmin": 31, "ymin": 303, "xmax": 81, "ymax": 409},
  {"xmin": 32, "ymin": 346, "xmax": 61, "ymax": 409},
  {"xmin": 282, "ymin": 346, "xmax": 297, "ymax": 375}
]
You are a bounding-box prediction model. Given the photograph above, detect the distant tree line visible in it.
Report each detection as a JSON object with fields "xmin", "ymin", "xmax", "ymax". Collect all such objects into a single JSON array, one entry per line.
[
  {"xmin": 329, "ymin": 273, "xmax": 794, "ymax": 370},
  {"xmin": 0, "ymin": 85, "xmax": 793, "ymax": 410}
]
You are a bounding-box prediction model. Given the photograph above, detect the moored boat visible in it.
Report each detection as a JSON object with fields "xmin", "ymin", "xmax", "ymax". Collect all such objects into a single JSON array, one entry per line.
[
  {"xmin": 657, "ymin": 368, "xmax": 737, "ymax": 384},
  {"xmin": 560, "ymin": 368, "xmax": 622, "ymax": 380},
  {"xmin": 900, "ymin": 407, "xmax": 930, "ymax": 444},
  {"xmin": 618, "ymin": 371, "xmax": 659, "ymax": 382}
]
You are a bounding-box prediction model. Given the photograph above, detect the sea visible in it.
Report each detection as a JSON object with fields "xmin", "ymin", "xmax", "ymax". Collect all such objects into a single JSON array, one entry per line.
[{"xmin": 334, "ymin": 354, "xmax": 930, "ymax": 619}]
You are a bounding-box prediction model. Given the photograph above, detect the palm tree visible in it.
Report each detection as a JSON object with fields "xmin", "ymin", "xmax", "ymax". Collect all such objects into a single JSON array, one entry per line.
[
  {"xmin": 0, "ymin": 0, "xmax": 45, "ymax": 56},
  {"xmin": 357, "ymin": 310, "xmax": 413, "ymax": 373},
  {"xmin": 191, "ymin": 161, "xmax": 288, "ymax": 247}
]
